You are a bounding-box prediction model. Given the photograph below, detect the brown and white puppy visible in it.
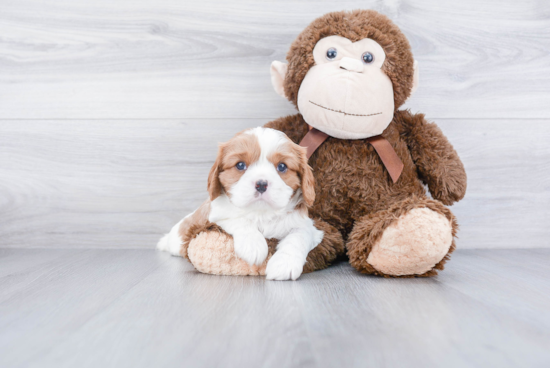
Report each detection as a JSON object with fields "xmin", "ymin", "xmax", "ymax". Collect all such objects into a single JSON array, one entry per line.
[{"xmin": 157, "ymin": 127, "xmax": 323, "ymax": 281}]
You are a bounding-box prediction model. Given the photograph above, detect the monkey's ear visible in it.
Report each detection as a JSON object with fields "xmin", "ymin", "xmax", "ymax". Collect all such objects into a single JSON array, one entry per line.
[
  {"xmin": 270, "ymin": 61, "xmax": 288, "ymax": 98},
  {"xmin": 410, "ymin": 60, "xmax": 420, "ymax": 95}
]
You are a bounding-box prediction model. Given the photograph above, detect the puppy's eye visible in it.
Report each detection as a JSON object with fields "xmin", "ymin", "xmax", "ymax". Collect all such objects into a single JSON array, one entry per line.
[
  {"xmin": 235, "ymin": 161, "xmax": 247, "ymax": 171},
  {"xmin": 326, "ymin": 47, "xmax": 337, "ymax": 60},
  {"xmin": 277, "ymin": 163, "xmax": 287, "ymax": 173},
  {"xmin": 362, "ymin": 52, "xmax": 374, "ymax": 64}
]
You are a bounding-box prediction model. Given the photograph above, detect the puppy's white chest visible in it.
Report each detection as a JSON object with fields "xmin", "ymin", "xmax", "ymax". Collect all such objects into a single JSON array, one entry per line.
[{"xmin": 249, "ymin": 212, "xmax": 289, "ymax": 240}]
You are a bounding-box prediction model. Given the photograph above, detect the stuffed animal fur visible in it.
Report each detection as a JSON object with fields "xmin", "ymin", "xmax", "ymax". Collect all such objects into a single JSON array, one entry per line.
[{"xmin": 181, "ymin": 10, "xmax": 466, "ymax": 277}]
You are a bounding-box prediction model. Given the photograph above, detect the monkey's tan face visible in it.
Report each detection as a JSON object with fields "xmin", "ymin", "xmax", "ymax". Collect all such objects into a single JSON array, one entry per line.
[{"xmin": 297, "ymin": 36, "xmax": 394, "ymax": 140}]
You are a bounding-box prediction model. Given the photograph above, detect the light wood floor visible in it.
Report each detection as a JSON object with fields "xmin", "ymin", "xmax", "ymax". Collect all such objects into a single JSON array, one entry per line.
[{"xmin": 1, "ymin": 248, "xmax": 549, "ymax": 368}]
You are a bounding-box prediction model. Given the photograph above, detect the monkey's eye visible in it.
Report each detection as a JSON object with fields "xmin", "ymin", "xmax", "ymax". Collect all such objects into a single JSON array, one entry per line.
[
  {"xmin": 236, "ymin": 162, "xmax": 247, "ymax": 171},
  {"xmin": 362, "ymin": 52, "xmax": 374, "ymax": 64},
  {"xmin": 277, "ymin": 163, "xmax": 288, "ymax": 173},
  {"xmin": 326, "ymin": 48, "xmax": 338, "ymax": 60}
]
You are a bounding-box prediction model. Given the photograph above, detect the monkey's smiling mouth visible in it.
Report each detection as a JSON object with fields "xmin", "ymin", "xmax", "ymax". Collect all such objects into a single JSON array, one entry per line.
[{"xmin": 309, "ymin": 100, "xmax": 382, "ymax": 117}]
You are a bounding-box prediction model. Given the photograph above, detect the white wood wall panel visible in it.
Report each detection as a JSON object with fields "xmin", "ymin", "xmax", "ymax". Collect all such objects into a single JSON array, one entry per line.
[
  {"xmin": 0, "ymin": 0, "xmax": 549, "ymax": 119},
  {"xmin": 0, "ymin": 120, "xmax": 548, "ymax": 249},
  {"xmin": 0, "ymin": 0, "xmax": 548, "ymax": 250}
]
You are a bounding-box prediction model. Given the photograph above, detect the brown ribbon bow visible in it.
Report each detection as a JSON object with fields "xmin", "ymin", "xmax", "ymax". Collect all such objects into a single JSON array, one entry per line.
[{"xmin": 299, "ymin": 127, "xmax": 404, "ymax": 183}]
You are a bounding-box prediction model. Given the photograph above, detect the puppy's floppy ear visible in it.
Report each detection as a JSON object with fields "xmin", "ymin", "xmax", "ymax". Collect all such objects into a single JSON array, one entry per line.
[
  {"xmin": 207, "ymin": 144, "xmax": 224, "ymax": 201},
  {"xmin": 296, "ymin": 145, "xmax": 315, "ymax": 206}
]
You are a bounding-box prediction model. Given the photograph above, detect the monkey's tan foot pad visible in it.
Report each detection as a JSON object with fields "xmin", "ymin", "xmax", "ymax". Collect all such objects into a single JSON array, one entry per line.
[
  {"xmin": 366, "ymin": 208, "xmax": 453, "ymax": 276},
  {"xmin": 188, "ymin": 231, "xmax": 274, "ymax": 276}
]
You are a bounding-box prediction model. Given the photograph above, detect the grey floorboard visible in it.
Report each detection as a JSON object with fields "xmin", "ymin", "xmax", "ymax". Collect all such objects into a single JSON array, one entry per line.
[
  {"xmin": 0, "ymin": 249, "xmax": 549, "ymax": 368},
  {"xmin": 0, "ymin": 249, "xmax": 167, "ymax": 367}
]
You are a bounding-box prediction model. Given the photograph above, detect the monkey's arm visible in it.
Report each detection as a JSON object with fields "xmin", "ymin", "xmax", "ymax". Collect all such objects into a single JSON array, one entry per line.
[{"xmin": 394, "ymin": 110, "xmax": 467, "ymax": 205}]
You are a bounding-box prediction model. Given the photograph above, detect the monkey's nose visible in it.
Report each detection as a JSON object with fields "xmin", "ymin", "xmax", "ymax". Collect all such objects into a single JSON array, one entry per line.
[
  {"xmin": 339, "ymin": 57, "xmax": 363, "ymax": 73},
  {"xmin": 255, "ymin": 180, "xmax": 268, "ymax": 193}
]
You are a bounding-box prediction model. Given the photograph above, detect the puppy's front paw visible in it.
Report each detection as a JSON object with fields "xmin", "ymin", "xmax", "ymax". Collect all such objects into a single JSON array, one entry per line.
[
  {"xmin": 233, "ymin": 232, "xmax": 268, "ymax": 266},
  {"xmin": 266, "ymin": 252, "xmax": 304, "ymax": 281}
]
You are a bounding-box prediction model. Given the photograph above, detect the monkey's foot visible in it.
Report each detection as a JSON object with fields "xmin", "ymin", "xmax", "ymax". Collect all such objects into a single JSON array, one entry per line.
[
  {"xmin": 187, "ymin": 230, "xmax": 276, "ymax": 276},
  {"xmin": 347, "ymin": 197, "xmax": 457, "ymax": 277}
]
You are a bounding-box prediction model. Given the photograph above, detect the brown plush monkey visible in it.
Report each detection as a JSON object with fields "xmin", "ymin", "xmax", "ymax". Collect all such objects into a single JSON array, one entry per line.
[{"xmin": 183, "ymin": 10, "xmax": 467, "ymax": 277}]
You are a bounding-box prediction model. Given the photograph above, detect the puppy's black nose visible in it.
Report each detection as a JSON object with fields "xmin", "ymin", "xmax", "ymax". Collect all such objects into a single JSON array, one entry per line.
[{"xmin": 255, "ymin": 180, "xmax": 268, "ymax": 193}]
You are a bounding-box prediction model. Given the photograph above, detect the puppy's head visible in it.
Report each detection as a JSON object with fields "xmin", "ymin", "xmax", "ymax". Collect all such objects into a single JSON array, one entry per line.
[{"xmin": 208, "ymin": 127, "xmax": 315, "ymax": 210}]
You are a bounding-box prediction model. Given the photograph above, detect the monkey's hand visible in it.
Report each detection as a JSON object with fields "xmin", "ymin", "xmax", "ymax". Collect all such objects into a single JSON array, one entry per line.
[{"xmin": 395, "ymin": 111, "xmax": 467, "ymax": 205}]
